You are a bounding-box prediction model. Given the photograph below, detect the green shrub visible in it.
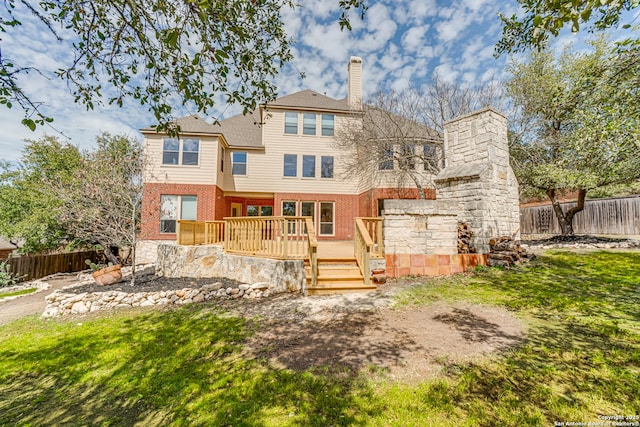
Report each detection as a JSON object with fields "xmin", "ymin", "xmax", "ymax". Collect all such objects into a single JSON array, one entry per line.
[{"xmin": 0, "ymin": 261, "xmax": 20, "ymax": 288}]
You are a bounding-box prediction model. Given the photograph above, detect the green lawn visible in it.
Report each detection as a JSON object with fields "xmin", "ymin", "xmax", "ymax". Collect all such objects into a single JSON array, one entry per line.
[
  {"xmin": 0, "ymin": 288, "xmax": 37, "ymax": 299},
  {"xmin": 1, "ymin": 251, "xmax": 638, "ymax": 426}
]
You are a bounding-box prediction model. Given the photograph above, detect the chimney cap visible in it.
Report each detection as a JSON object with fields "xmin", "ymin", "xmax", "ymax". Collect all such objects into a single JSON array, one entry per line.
[{"xmin": 349, "ymin": 56, "xmax": 362, "ymax": 64}]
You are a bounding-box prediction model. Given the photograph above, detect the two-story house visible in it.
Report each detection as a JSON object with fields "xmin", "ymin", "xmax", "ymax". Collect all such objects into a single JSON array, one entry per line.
[{"xmin": 140, "ymin": 57, "xmax": 441, "ymax": 251}]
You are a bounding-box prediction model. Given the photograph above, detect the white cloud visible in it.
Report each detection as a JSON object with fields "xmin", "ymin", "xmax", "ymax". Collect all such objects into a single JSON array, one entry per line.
[{"xmin": 401, "ymin": 25, "xmax": 429, "ymax": 52}]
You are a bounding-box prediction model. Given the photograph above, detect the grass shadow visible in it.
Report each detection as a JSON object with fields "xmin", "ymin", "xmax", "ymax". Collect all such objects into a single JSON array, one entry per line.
[{"xmin": 0, "ymin": 305, "xmax": 383, "ymax": 426}]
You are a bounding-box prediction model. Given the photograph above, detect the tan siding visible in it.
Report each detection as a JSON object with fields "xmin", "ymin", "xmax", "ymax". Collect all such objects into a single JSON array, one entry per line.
[
  {"xmin": 144, "ymin": 134, "xmax": 220, "ymax": 185},
  {"xmin": 221, "ymin": 110, "xmax": 360, "ymax": 195}
]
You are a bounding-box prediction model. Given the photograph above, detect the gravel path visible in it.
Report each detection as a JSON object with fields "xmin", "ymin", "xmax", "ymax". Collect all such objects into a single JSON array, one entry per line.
[{"xmin": 0, "ymin": 274, "xmax": 81, "ymax": 325}]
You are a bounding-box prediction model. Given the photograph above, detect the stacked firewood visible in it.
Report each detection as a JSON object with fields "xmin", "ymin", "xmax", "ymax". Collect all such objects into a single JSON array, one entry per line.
[
  {"xmin": 488, "ymin": 236, "xmax": 535, "ymax": 267},
  {"xmin": 458, "ymin": 222, "xmax": 477, "ymax": 254}
]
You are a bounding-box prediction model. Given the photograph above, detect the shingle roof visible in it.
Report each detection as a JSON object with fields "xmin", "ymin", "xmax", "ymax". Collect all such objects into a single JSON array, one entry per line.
[
  {"xmin": 140, "ymin": 114, "xmax": 220, "ymax": 135},
  {"xmin": 212, "ymin": 110, "xmax": 263, "ymax": 148},
  {"xmin": 267, "ymin": 89, "xmax": 350, "ymax": 112}
]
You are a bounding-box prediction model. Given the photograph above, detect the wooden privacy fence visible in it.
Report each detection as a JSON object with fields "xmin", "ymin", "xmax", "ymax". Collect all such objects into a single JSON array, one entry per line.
[
  {"xmin": 520, "ymin": 195, "xmax": 640, "ymax": 235},
  {"xmin": 5, "ymin": 250, "xmax": 101, "ymax": 282}
]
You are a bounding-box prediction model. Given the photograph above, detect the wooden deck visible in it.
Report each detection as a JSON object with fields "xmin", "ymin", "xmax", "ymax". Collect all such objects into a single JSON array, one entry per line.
[
  {"xmin": 307, "ymin": 241, "xmax": 380, "ymax": 295},
  {"xmin": 176, "ymin": 219, "xmax": 384, "ymax": 295}
]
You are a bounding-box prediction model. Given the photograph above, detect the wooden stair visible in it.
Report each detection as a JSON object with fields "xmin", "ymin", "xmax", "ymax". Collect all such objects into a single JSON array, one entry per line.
[{"xmin": 305, "ymin": 258, "xmax": 377, "ymax": 295}]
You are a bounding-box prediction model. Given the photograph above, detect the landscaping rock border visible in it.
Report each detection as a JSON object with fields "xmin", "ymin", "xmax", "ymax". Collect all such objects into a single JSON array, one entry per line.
[
  {"xmin": 520, "ymin": 235, "xmax": 639, "ymax": 251},
  {"xmin": 42, "ymin": 281, "xmax": 272, "ymax": 318}
]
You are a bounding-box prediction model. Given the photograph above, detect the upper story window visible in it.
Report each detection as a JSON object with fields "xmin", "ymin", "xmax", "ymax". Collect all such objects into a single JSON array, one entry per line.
[
  {"xmin": 232, "ymin": 151, "xmax": 247, "ymax": 175},
  {"xmin": 423, "ymin": 144, "xmax": 439, "ymax": 172},
  {"xmin": 321, "ymin": 156, "xmax": 334, "ymax": 178},
  {"xmin": 379, "ymin": 146, "xmax": 394, "ymax": 170},
  {"xmin": 399, "ymin": 144, "xmax": 415, "ymax": 170},
  {"xmin": 302, "ymin": 155, "xmax": 316, "ymax": 178},
  {"xmin": 220, "ymin": 147, "xmax": 225, "ymax": 172},
  {"xmin": 162, "ymin": 138, "xmax": 179, "ymax": 165},
  {"xmin": 284, "ymin": 112, "xmax": 298, "ymax": 134},
  {"xmin": 162, "ymin": 138, "xmax": 199, "ymax": 166},
  {"xmin": 321, "ymin": 114, "xmax": 334, "ymax": 136},
  {"xmin": 283, "ymin": 154, "xmax": 297, "ymax": 177},
  {"xmin": 182, "ymin": 139, "xmax": 199, "ymax": 165},
  {"xmin": 303, "ymin": 113, "xmax": 316, "ymax": 135}
]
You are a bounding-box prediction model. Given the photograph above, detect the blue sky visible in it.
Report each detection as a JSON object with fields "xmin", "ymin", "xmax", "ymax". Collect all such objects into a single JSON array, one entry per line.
[{"xmin": 0, "ymin": 0, "xmax": 637, "ymax": 163}]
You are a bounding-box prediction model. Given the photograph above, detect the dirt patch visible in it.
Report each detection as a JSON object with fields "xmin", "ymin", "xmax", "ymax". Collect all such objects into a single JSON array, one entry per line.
[{"xmin": 243, "ymin": 296, "xmax": 525, "ymax": 383}]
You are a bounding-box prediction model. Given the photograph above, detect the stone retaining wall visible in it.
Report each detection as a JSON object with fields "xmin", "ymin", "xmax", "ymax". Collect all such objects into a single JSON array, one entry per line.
[
  {"xmin": 156, "ymin": 244, "xmax": 305, "ymax": 294},
  {"xmin": 42, "ymin": 281, "xmax": 270, "ymax": 318}
]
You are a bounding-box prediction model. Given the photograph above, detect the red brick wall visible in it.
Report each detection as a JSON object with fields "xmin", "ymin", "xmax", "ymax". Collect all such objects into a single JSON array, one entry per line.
[
  {"xmin": 141, "ymin": 183, "xmax": 220, "ymax": 240},
  {"xmin": 142, "ymin": 184, "xmax": 437, "ymax": 241},
  {"xmin": 274, "ymin": 192, "xmax": 361, "ymax": 240}
]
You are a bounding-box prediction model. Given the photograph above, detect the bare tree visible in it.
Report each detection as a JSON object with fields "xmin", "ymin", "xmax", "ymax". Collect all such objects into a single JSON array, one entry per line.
[
  {"xmin": 52, "ymin": 133, "xmax": 145, "ymax": 285},
  {"xmin": 420, "ymin": 71, "xmax": 507, "ymax": 132},
  {"xmin": 335, "ymin": 91, "xmax": 444, "ymax": 199}
]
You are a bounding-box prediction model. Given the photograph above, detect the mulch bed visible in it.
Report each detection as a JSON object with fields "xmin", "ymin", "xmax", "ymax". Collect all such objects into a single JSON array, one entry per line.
[{"xmin": 65, "ymin": 274, "xmax": 245, "ymax": 295}]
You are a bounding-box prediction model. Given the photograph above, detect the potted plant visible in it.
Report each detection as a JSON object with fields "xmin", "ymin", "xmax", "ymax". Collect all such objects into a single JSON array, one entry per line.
[{"xmin": 85, "ymin": 260, "xmax": 123, "ymax": 286}]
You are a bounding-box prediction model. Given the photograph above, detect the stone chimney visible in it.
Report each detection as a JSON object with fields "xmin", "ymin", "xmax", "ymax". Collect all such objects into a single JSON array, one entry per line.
[
  {"xmin": 435, "ymin": 107, "xmax": 520, "ymax": 252},
  {"xmin": 347, "ymin": 56, "xmax": 363, "ymax": 110}
]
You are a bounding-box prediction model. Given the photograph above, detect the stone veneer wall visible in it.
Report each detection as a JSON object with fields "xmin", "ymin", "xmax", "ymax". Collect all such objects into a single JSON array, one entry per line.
[
  {"xmin": 383, "ymin": 200, "xmax": 459, "ymax": 255},
  {"xmin": 435, "ymin": 107, "xmax": 520, "ymax": 253},
  {"xmin": 156, "ymin": 244, "xmax": 305, "ymax": 294},
  {"xmin": 136, "ymin": 240, "xmax": 174, "ymax": 264},
  {"xmin": 382, "ymin": 199, "xmax": 489, "ymax": 278}
]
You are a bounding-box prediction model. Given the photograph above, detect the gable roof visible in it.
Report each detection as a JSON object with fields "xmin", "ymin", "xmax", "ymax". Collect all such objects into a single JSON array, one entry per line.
[
  {"xmin": 139, "ymin": 89, "xmax": 355, "ymax": 147},
  {"xmin": 140, "ymin": 114, "xmax": 220, "ymax": 135},
  {"xmin": 212, "ymin": 110, "xmax": 263, "ymax": 149},
  {"xmin": 267, "ymin": 89, "xmax": 351, "ymax": 112}
]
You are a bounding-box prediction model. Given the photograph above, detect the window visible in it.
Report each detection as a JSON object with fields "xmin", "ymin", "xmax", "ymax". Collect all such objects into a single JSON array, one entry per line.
[
  {"xmin": 321, "ymin": 114, "xmax": 334, "ymax": 136},
  {"xmin": 282, "ymin": 201, "xmax": 296, "ymax": 216},
  {"xmin": 399, "ymin": 144, "xmax": 415, "ymax": 170},
  {"xmin": 283, "ymin": 154, "xmax": 297, "ymax": 177},
  {"xmin": 282, "ymin": 201, "xmax": 297, "ymax": 234},
  {"xmin": 423, "ymin": 144, "xmax": 439, "ymax": 172},
  {"xmin": 247, "ymin": 205, "xmax": 259, "ymax": 216},
  {"xmin": 160, "ymin": 195, "xmax": 197, "ymax": 233},
  {"xmin": 321, "ymin": 156, "xmax": 334, "ymax": 178},
  {"xmin": 284, "ymin": 112, "xmax": 298, "ymax": 134},
  {"xmin": 301, "ymin": 201, "xmax": 315, "ymax": 234},
  {"xmin": 247, "ymin": 205, "xmax": 273, "ymax": 216},
  {"xmin": 162, "ymin": 138, "xmax": 179, "ymax": 165},
  {"xmin": 232, "ymin": 152, "xmax": 247, "ymax": 175},
  {"xmin": 162, "ymin": 138, "xmax": 199, "ymax": 165},
  {"xmin": 379, "ymin": 146, "xmax": 394, "ymax": 170},
  {"xmin": 182, "ymin": 139, "xmax": 199, "ymax": 165},
  {"xmin": 301, "ymin": 201, "xmax": 315, "ymax": 219},
  {"xmin": 181, "ymin": 196, "xmax": 197, "ymax": 220},
  {"xmin": 320, "ymin": 202, "xmax": 334, "ymax": 235},
  {"xmin": 303, "ymin": 113, "xmax": 316, "ymax": 135},
  {"xmin": 220, "ymin": 147, "xmax": 225, "ymax": 172},
  {"xmin": 302, "ymin": 155, "xmax": 316, "ymax": 178}
]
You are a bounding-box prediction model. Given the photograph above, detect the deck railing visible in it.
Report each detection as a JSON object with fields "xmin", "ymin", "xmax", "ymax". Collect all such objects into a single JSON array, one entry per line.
[
  {"xmin": 205, "ymin": 221, "xmax": 225, "ymax": 244},
  {"xmin": 359, "ymin": 217, "xmax": 384, "ymax": 258},
  {"xmin": 224, "ymin": 216, "xmax": 311, "ymax": 259},
  {"xmin": 305, "ymin": 217, "xmax": 318, "ymax": 293},
  {"xmin": 177, "ymin": 220, "xmax": 206, "ymax": 245},
  {"xmin": 354, "ymin": 218, "xmax": 374, "ymax": 286}
]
